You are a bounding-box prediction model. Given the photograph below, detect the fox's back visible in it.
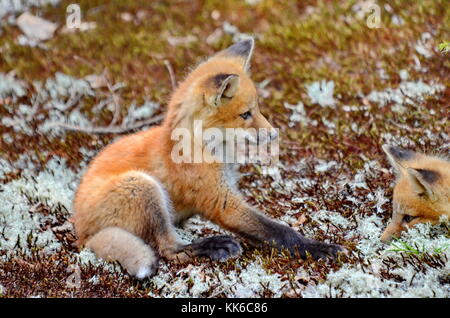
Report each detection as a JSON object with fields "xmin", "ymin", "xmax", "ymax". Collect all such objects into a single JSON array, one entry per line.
[{"xmin": 73, "ymin": 127, "xmax": 167, "ymax": 210}]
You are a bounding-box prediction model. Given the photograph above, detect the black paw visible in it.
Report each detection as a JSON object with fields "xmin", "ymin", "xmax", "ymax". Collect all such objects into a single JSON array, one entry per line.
[
  {"xmin": 271, "ymin": 224, "xmax": 344, "ymax": 260},
  {"xmin": 188, "ymin": 235, "xmax": 242, "ymax": 261},
  {"xmin": 297, "ymin": 239, "xmax": 345, "ymax": 260}
]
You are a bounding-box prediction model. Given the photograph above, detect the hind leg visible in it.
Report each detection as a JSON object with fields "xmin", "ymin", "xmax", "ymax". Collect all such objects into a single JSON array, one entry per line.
[
  {"xmin": 81, "ymin": 171, "xmax": 185, "ymax": 265},
  {"xmin": 76, "ymin": 171, "xmax": 241, "ymax": 277},
  {"xmin": 86, "ymin": 227, "xmax": 158, "ymax": 279},
  {"xmin": 75, "ymin": 171, "xmax": 181, "ymax": 278},
  {"xmin": 105, "ymin": 171, "xmax": 242, "ymax": 263}
]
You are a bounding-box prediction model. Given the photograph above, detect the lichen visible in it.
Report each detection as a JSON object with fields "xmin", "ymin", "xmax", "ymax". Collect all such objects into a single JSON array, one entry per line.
[{"xmin": 1, "ymin": 0, "xmax": 449, "ymax": 298}]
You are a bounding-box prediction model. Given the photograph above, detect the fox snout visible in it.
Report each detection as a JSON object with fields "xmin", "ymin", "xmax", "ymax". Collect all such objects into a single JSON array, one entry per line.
[
  {"xmin": 236, "ymin": 127, "xmax": 278, "ymax": 146},
  {"xmin": 250, "ymin": 112, "xmax": 277, "ymax": 143},
  {"xmin": 251, "ymin": 111, "xmax": 273, "ymax": 130}
]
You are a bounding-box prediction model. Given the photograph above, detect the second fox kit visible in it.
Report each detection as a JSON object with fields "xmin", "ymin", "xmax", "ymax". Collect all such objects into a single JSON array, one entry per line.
[
  {"xmin": 73, "ymin": 39, "xmax": 342, "ymax": 278},
  {"xmin": 381, "ymin": 145, "xmax": 450, "ymax": 243}
]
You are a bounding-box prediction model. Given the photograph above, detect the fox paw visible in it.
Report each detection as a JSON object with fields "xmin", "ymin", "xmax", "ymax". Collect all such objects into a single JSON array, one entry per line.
[
  {"xmin": 273, "ymin": 225, "xmax": 345, "ymax": 260},
  {"xmin": 302, "ymin": 240, "xmax": 346, "ymax": 260},
  {"xmin": 189, "ymin": 235, "xmax": 242, "ymax": 261}
]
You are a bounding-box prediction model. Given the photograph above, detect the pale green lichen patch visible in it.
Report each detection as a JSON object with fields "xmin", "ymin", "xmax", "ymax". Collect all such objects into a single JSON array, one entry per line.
[{"xmin": 0, "ymin": 0, "xmax": 449, "ymax": 297}]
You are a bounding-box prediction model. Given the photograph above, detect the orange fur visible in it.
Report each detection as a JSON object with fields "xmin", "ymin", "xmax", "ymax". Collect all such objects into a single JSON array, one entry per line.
[
  {"xmin": 381, "ymin": 145, "xmax": 450, "ymax": 242},
  {"xmin": 73, "ymin": 39, "xmax": 342, "ymax": 278}
]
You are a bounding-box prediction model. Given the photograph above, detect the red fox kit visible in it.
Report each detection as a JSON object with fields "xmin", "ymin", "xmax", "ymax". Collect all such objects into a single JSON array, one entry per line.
[
  {"xmin": 73, "ymin": 39, "xmax": 342, "ymax": 279},
  {"xmin": 381, "ymin": 145, "xmax": 450, "ymax": 243}
]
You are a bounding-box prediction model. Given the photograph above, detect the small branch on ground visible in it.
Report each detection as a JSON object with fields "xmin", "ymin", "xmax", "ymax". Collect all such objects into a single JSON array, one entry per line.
[
  {"xmin": 164, "ymin": 59, "xmax": 177, "ymax": 90},
  {"xmin": 50, "ymin": 114, "xmax": 164, "ymax": 134},
  {"xmin": 74, "ymin": 57, "xmax": 123, "ymax": 126},
  {"xmin": 105, "ymin": 74, "xmax": 122, "ymax": 126}
]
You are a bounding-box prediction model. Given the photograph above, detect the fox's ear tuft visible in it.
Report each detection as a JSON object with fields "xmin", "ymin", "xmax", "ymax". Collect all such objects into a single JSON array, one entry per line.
[
  {"xmin": 209, "ymin": 73, "xmax": 239, "ymax": 107},
  {"xmin": 218, "ymin": 38, "xmax": 255, "ymax": 71},
  {"xmin": 407, "ymin": 168, "xmax": 439, "ymax": 198},
  {"xmin": 382, "ymin": 144, "xmax": 416, "ymax": 171}
]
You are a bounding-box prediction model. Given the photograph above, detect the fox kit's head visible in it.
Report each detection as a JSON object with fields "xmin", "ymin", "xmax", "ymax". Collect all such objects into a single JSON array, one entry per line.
[
  {"xmin": 166, "ymin": 38, "xmax": 277, "ymax": 144},
  {"xmin": 380, "ymin": 145, "xmax": 450, "ymax": 243}
]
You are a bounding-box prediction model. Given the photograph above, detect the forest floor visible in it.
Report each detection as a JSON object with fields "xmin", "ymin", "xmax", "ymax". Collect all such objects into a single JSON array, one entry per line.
[{"xmin": 0, "ymin": 0, "xmax": 449, "ymax": 297}]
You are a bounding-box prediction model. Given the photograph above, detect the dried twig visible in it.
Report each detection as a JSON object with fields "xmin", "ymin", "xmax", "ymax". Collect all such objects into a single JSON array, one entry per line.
[
  {"xmin": 50, "ymin": 114, "xmax": 164, "ymax": 134},
  {"xmin": 74, "ymin": 57, "xmax": 122, "ymax": 126},
  {"xmin": 74, "ymin": 55, "xmax": 96, "ymax": 70},
  {"xmin": 58, "ymin": 56, "xmax": 167, "ymax": 134},
  {"xmin": 164, "ymin": 59, "xmax": 177, "ymax": 90},
  {"xmin": 92, "ymin": 96, "xmax": 113, "ymax": 112},
  {"xmin": 105, "ymin": 78, "xmax": 121, "ymax": 126}
]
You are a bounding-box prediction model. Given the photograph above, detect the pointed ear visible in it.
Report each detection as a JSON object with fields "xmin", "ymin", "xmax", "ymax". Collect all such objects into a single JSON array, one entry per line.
[
  {"xmin": 216, "ymin": 38, "xmax": 255, "ymax": 71},
  {"xmin": 208, "ymin": 73, "xmax": 239, "ymax": 107},
  {"xmin": 406, "ymin": 168, "xmax": 439, "ymax": 197},
  {"xmin": 382, "ymin": 144, "xmax": 417, "ymax": 172}
]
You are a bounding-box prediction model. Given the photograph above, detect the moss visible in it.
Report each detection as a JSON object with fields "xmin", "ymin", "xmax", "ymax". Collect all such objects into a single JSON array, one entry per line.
[{"xmin": 1, "ymin": 0, "xmax": 449, "ymax": 297}]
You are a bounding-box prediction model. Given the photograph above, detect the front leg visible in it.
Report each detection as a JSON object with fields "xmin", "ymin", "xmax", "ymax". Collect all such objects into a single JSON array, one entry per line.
[
  {"xmin": 181, "ymin": 235, "xmax": 242, "ymax": 261},
  {"xmin": 215, "ymin": 203, "xmax": 343, "ymax": 260}
]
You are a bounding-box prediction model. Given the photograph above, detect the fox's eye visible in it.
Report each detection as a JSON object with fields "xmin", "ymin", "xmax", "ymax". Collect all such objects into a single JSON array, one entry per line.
[
  {"xmin": 403, "ymin": 215, "xmax": 416, "ymax": 223},
  {"xmin": 240, "ymin": 111, "xmax": 252, "ymax": 120}
]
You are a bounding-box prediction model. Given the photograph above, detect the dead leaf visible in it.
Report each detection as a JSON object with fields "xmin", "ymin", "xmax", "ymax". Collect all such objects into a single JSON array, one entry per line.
[
  {"xmin": 85, "ymin": 74, "xmax": 108, "ymax": 89},
  {"xmin": 120, "ymin": 12, "xmax": 134, "ymax": 22},
  {"xmin": 52, "ymin": 221, "xmax": 74, "ymax": 233},
  {"xmin": 292, "ymin": 214, "xmax": 308, "ymax": 227},
  {"xmin": 17, "ymin": 12, "xmax": 57, "ymax": 41}
]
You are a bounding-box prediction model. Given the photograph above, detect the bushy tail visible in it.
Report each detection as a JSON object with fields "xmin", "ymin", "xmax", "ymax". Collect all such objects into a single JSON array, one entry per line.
[{"xmin": 86, "ymin": 227, "xmax": 158, "ymax": 279}]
